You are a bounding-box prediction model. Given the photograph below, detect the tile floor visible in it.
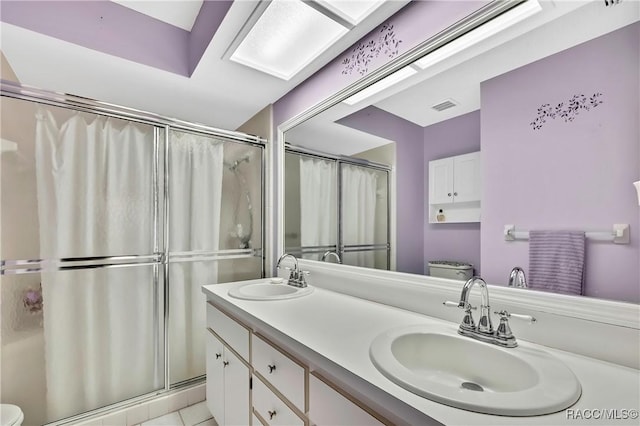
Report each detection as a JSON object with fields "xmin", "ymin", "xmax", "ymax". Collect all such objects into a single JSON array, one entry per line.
[
  {"xmin": 137, "ymin": 401, "xmax": 216, "ymax": 426},
  {"xmin": 79, "ymin": 384, "xmax": 212, "ymax": 426}
]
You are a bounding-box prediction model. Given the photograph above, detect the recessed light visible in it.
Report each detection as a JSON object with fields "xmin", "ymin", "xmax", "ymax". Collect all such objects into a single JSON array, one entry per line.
[{"xmin": 229, "ymin": 0, "xmax": 348, "ymax": 80}]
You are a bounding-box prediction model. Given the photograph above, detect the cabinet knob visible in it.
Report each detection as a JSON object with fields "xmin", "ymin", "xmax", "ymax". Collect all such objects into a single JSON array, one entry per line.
[
  {"xmin": 215, "ymin": 353, "xmax": 221, "ymax": 359},
  {"xmin": 454, "ymin": 192, "xmax": 458, "ymax": 196},
  {"xmin": 223, "ymin": 361, "xmax": 229, "ymax": 367},
  {"xmin": 267, "ymin": 364, "xmax": 276, "ymax": 374},
  {"xmin": 447, "ymin": 193, "xmax": 452, "ymax": 197},
  {"xmin": 268, "ymin": 410, "xmax": 277, "ymax": 420}
]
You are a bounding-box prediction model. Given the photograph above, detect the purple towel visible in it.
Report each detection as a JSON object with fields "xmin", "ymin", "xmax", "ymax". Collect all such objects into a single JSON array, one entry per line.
[{"xmin": 528, "ymin": 230, "xmax": 585, "ymax": 295}]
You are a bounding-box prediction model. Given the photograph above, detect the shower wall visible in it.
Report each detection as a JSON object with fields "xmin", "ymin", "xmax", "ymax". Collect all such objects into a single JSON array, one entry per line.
[{"xmin": 0, "ymin": 91, "xmax": 265, "ymax": 424}]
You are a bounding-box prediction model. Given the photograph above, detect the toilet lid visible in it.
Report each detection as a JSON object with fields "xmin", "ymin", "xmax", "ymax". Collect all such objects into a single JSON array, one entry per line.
[{"xmin": 1, "ymin": 404, "xmax": 23, "ymax": 426}]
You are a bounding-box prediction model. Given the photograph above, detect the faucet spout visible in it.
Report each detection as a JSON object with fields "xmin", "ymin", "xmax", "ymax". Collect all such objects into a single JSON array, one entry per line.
[
  {"xmin": 276, "ymin": 253, "xmax": 298, "ymax": 273},
  {"xmin": 508, "ymin": 267, "xmax": 527, "ymax": 288},
  {"xmin": 321, "ymin": 250, "xmax": 342, "ymax": 264},
  {"xmin": 459, "ymin": 276, "xmax": 493, "ymax": 334}
]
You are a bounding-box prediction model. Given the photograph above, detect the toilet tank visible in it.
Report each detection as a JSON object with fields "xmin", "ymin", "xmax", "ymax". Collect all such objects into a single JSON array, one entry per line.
[{"xmin": 428, "ymin": 261, "xmax": 473, "ymax": 281}]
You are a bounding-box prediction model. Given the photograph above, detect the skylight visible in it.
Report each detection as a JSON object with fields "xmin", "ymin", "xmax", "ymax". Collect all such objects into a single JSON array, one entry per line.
[{"xmin": 230, "ymin": 0, "xmax": 349, "ymax": 81}]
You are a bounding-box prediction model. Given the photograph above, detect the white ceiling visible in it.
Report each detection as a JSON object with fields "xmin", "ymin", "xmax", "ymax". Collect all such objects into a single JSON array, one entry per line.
[
  {"xmin": 287, "ymin": 0, "xmax": 639, "ymax": 155},
  {"xmin": 0, "ymin": 0, "xmax": 407, "ymax": 132}
]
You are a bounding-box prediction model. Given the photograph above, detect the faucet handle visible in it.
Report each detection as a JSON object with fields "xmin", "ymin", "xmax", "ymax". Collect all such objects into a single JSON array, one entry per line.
[
  {"xmin": 443, "ymin": 301, "xmax": 476, "ymax": 310},
  {"xmin": 494, "ymin": 310, "xmax": 537, "ymax": 324}
]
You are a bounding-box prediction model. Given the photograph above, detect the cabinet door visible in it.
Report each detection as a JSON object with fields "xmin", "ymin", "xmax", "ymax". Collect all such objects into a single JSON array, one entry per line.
[
  {"xmin": 206, "ymin": 331, "xmax": 225, "ymax": 424},
  {"xmin": 452, "ymin": 152, "xmax": 481, "ymax": 203},
  {"xmin": 428, "ymin": 157, "xmax": 454, "ymax": 204},
  {"xmin": 224, "ymin": 347, "xmax": 250, "ymax": 426}
]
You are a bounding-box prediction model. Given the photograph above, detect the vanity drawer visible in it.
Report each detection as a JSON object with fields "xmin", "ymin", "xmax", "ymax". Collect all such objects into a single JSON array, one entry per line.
[
  {"xmin": 206, "ymin": 302, "xmax": 249, "ymax": 362},
  {"xmin": 252, "ymin": 374, "xmax": 305, "ymax": 426},
  {"xmin": 309, "ymin": 373, "xmax": 386, "ymax": 426},
  {"xmin": 253, "ymin": 334, "xmax": 306, "ymax": 411}
]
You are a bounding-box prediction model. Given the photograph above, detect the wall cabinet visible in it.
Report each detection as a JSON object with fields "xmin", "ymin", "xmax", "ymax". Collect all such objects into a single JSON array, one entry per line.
[
  {"xmin": 428, "ymin": 151, "xmax": 481, "ymax": 223},
  {"xmin": 206, "ymin": 301, "xmax": 390, "ymax": 425}
]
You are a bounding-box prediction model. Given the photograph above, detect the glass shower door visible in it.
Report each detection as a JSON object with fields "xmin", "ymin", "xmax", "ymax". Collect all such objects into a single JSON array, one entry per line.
[
  {"xmin": 0, "ymin": 96, "xmax": 164, "ymax": 424},
  {"xmin": 340, "ymin": 163, "xmax": 390, "ymax": 270},
  {"xmin": 167, "ymin": 129, "xmax": 263, "ymax": 386},
  {"xmin": 284, "ymin": 152, "xmax": 338, "ymax": 260}
]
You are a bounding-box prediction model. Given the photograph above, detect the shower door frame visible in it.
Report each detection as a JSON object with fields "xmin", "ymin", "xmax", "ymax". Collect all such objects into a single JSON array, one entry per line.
[
  {"xmin": 284, "ymin": 144, "xmax": 391, "ymax": 268},
  {"xmin": 0, "ymin": 81, "xmax": 267, "ymax": 424}
]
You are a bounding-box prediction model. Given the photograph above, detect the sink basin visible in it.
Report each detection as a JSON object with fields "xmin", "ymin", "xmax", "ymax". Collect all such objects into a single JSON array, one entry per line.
[
  {"xmin": 369, "ymin": 324, "xmax": 581, "ymax": 416},
  {"xmin": 228, "ymin": 281, "xmax": 314, "ymax": 301}
]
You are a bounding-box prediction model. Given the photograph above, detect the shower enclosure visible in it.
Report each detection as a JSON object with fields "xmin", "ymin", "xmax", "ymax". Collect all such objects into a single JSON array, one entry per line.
[
  {"xmin": 284, "ymin": 146, "xmax": 390, "ymax": 269},
  {"xmin": 0, "ymin": 82, "xmax": 265, "ymax": 425}
]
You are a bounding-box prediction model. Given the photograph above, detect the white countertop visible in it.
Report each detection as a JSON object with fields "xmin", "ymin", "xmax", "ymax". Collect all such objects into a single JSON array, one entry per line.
[{"xmin": 203, "ymin": 280, "xmax": 640, "ymax": 425}]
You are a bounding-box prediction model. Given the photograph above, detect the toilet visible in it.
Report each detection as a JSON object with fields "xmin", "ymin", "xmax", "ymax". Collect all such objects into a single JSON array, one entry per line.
[
  {"xmin": 0, "ymin": 405, "xmax": 24, "ymax": 426},
  {"xmin": 428, "ymin": 260, "xmax": 474, "ymax": 281}
]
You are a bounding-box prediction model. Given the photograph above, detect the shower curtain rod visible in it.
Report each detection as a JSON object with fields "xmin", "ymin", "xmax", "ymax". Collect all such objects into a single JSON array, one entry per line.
[
  {"xmin": 1, "ymin": 80, "xmax": 267, "ymax": 147},
  {"xmin": 285, "ymin": 143, "xmax": 392, "ymax": 172}
]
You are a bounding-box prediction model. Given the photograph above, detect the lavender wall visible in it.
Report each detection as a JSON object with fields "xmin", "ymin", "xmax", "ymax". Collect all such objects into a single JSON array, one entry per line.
[
  {"xmin": 338, "ymin": 107, "xmax": 424, "ymax": 274},
  {"xmin": 0, "ymin": 0, "xmax": 232, "ymax": 77},
  {"xmin": 423, "ymin": 111, "xmax": 482, "ymax": 275},
  {"xmin": 481, "ymin": 23, "xmax": 640, "ymax": 302},
  {"xmin": 273, "ymin": 1, "xmax": 490, "ymax": 127}
]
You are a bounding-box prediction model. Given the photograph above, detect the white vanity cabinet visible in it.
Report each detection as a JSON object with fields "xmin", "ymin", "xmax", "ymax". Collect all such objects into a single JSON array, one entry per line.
[
  {"xmin": 205, "ymin": 303, "xmax": 250, "ymax": 426},
  {"xmin": 428, "ymin": 151, "xmax": 481, "ymax": 223},
  {"xmin": 205, "ymin": 297, "xmax": 389, "ymax": 426}
]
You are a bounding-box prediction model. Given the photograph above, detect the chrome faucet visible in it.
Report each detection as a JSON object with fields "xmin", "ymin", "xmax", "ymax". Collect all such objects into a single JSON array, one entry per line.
[
  {"xmin": 321, "ymin": 250, "xmax": 342, "ymax": 264},
  {"xmin": 444, "ymin": 275, "xmax": 536, "ymax": 348},
  {"xmin": 508, "ymin": 266, "xmax": 527, "ymax": 288},
  {"xmin": 458, "ymin": 276, "xmax": 493, "ymax": 335},
  {"xmin": 276, "ymin": 253, "xmax": 309, "ymax": 288}
]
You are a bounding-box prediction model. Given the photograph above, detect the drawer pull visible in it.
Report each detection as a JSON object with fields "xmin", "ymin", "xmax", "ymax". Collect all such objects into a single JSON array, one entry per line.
[
  {"xmin": 215, "ymin": 353, "xmax": 222, "ymax": 359},
  {"xmin": 268, "ymin": 410, "xmax": 277, "ymax": 420},
  {"xmin": 223, "ymin": 361, "xmax": 229, "ymax": 367},
  {"xmin": 267, "ymin": 364, "xmax": 276, "ymax": 374}
]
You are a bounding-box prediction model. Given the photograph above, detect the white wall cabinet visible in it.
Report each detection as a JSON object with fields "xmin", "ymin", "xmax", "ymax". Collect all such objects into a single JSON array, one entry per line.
[{"xmin": 428, "ymin": 151, "xmax": 481, "ymax": 223}]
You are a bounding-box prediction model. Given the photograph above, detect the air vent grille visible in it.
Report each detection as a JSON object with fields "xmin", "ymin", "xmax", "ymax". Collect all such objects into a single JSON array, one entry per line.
[{"xmin": 431, "ymin": 99, "xmax": 457, "ymax": 112}]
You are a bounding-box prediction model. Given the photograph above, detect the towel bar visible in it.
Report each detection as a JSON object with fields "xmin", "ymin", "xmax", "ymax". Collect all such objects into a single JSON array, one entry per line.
[{"xmin": 503, "ymin": 224, "xmax": 630, "ymax": 244}]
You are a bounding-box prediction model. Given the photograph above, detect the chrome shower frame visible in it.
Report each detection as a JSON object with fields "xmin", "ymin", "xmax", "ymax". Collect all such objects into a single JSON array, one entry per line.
[
  {"xmin": 284, "ymin": 144, "xmax": 391, "ymax": 269},
  {"xmin": 0, "ymin": 80, "xmax": 267, "ymax": 425}
]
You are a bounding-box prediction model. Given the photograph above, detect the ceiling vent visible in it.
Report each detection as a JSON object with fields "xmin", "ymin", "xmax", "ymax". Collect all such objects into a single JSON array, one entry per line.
[{"xmin": 431, "ymin": 99, "xmax": 458, "ymax": 112}]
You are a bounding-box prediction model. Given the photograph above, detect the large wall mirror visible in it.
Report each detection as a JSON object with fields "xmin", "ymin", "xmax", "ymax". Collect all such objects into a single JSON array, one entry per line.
[{"xmin": 282, "ymin": 0, "xmax": 639, "ymax": 304}]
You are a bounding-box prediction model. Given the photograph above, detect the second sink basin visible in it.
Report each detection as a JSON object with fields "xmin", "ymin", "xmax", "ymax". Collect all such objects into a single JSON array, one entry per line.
[
  {"xmin": 228, "ymin": 280, "xmax": 314, "ymax": 301},
  {"xmin": 370, "ymin": 324, "xmax": 581, "ymax": 416}
]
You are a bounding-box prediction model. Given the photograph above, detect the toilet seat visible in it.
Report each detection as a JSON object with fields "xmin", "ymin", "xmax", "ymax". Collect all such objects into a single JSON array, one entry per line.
[{"xmin": 0, "ymin": 404, "xmax": 24, "ymax": 426}]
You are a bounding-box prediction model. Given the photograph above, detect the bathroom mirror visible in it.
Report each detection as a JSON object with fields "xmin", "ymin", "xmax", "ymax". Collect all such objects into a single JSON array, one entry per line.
[{"xmin": 282, "ymin": 0, "xmax": 639, "ymax": 303}]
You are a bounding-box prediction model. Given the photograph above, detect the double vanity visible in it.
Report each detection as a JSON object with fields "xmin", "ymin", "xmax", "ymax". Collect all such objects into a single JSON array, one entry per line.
[{"xmin": 202, "ymin": 267, "xmax": 639, "ymax": 425}]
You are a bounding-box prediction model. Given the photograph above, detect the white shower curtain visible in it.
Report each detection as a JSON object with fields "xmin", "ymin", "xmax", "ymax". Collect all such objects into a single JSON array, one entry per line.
[
  {"xmin": 168, "ymin": 131, "xmax": 223, "ymax": 383},
  {"xmin": 300, "ymin": 157, "xmax": 336, "ymax": 260},
  {"xmin": 341, "ymin": 164, "xmax": 378, "ymax": 268},
  {"xmin": 35, "ymin": 110, "xmax": 157, "ymax": 420}
]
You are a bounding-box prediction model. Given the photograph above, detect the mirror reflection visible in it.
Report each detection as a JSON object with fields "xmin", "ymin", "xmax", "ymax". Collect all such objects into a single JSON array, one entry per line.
[{"xmin": 284, "ymin": 1, "xmax": 639, "ymax": 303}]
